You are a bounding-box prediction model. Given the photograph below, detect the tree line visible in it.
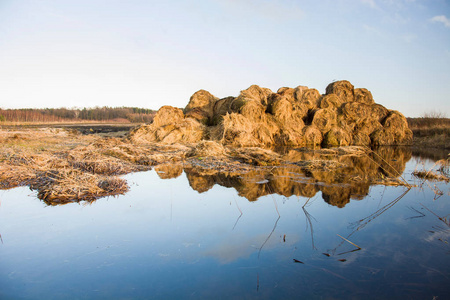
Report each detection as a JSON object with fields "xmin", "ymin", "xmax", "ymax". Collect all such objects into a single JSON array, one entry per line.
[{"xmin": 0, "ymin": 107, "xmax": 155, "ymax": 123}]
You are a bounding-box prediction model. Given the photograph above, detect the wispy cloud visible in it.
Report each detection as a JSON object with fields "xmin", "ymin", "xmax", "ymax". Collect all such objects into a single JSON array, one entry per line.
[{"xmin": 430, "ymin": 15, "xmax": 450, "ymax": 28}]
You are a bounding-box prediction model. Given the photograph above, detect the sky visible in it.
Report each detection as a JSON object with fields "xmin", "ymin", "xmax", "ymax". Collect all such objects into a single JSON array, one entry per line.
[{"xmin": 0, "ymin": 0, "xmax": 449, "ymax": 117}]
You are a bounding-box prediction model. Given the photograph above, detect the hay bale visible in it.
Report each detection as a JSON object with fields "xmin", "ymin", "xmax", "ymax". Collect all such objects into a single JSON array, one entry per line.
[
  {"xmin": 240, "ymin": 100, "xmax": 266, "ymax": 121},
  {"xmin": 354, "ymin": 88, "xmax": 374, "ymax": 105},
  {"xmin": 211, "ymin": 96, "xmax": 235, "ymax": 125},
  {"xmin": 155, "ymin": 118, "xmax": 206, "ymax": 144},
  {"xmin": 353, "ymin": 117, "xmax": 383, "ymax": 136},
  {"xmin": 379, "ymin": 110, "xmax": 413, "ymax": 145},
  {"xmin": 336, "ymin": 114, "xmax": 356, "ymax": 133},
  {"xmin": 340, "ymin": 102, "xmax": 373, "ymax": 122},
  {"xmin": 302, "ymin": 125, "xmax": 323, "ymax": 146},
  {"xmin": 185, "ymin": 90, "xmax": 217, "ymax": 115},
  {"xmin": 370, "ymin": 128, "xmax": 396, "ymax": 146},
  {"xmin": 215, "ymin": 113, "xmax": 260, "ymax": 146},
  {"xmin": 277, "ymin": 87, "xmax": 296, "ymax": 102},
  {"xmin": 129, "ymin": 106, "xmax": 206, "ymax": 144},
  {"xmin": 383, "ymin": 110, "xmax": 409, "ymax": 130},
  {"xmin": 293, "ymin": 85, "xmax": 309, "ymax": 100},
  {"xmin": 184, "ymin": 108, "xmax": 209, "ymax": 125},
  {"xmin": 268, "ymin": 98, "xmax": 307, "ymax": 145},
  {"xmin": 322, "ymin": 127, "xmax": 352, "ymax": 147},
  {"xmin": 325, "ymin": 80, "xmax": 355, "ymax": 103},
  {"xmin": 370, "ymin": 104, "xmax": 389, "ymax": 122},
  {"xmin": 184, "ymin": 90, "xmax": 218, "ymax": 125},
  {"xmin": 153, "ymin": 106, "xmax": 184, "ymax": 127},
  {"xmin": 297, "ymin": 88, "xmax": 321, "ymax": 111},
  {"xmin": 233, "ymin": 85, "xmax": 272, "ymax": 108},
  {"xmin": 319, "ymin": 94, "xmax": 343, "ymax": 111},
  {"xmin": 311, "ymin": 108, "xmax": 337, "ymax": 133}
]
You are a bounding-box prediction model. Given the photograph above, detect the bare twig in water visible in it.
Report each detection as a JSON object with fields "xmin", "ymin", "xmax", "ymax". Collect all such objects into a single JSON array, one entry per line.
[
  {"xmin": 420, "ymin": 203, "xmax": 450, "ymax": 227},
  {"xmin": 349, "ymin": 188, "xmax": 411, "ymax": 232},
  {"xmin": 232, "ymin": 196, "xmax": 243, "ymax": 230},
  {"xmin": 405, "ymin": 206, "xmax": 425, "ymax": 220},
  {"xmin": 258, "ymin": 216, "xmax": 280, "ymax": 258},
  {"xmin": 337, "ymin": 234, "xmax": 361, "ymax": 250},
  {"xmin": 302, "ymin": 197, "xmax": 317, "ymax": 250}
]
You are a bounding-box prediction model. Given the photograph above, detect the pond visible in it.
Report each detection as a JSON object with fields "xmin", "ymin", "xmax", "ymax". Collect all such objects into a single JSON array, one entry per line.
[{"xmin": 0, "ymin": 149, "xmax": 449, "ymax": 299}]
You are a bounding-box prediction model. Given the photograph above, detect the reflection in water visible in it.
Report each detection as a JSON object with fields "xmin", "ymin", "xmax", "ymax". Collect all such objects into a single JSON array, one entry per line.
[
  {"xmin": 157, "ymin": 147, "xmax": 412, "ymax": 208},
  {"xmin": 0, "ymin": 154, "xmax": 449, "ymax": 299}
]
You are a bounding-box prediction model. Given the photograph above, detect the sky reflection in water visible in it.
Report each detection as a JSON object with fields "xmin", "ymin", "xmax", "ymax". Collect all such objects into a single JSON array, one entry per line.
[{"xmin": 0, "ymin": 152, "xmax": 449, "ymax": 299}]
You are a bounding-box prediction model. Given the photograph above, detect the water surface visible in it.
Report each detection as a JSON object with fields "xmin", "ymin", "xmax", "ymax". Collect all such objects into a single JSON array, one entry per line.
[{"xmin": 0, "ymin": 152, "xmax": 449, "ymax": 299}]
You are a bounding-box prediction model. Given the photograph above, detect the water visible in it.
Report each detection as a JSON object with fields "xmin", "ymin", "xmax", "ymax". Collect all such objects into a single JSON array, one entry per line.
[{"xmin": 0, "ymin": 153, "xmax": 449, "ymax": 299}]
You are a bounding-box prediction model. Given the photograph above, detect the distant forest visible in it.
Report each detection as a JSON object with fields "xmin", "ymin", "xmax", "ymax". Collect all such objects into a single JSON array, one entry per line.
[{"xmin": 0, "ymin": 107, "xmax": 155, "ymax": 123}]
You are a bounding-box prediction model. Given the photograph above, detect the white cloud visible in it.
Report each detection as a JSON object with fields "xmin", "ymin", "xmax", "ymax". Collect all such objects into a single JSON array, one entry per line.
[{"xmin": 430, "ymin": 15, "xmax": 450, "ymax": 28}]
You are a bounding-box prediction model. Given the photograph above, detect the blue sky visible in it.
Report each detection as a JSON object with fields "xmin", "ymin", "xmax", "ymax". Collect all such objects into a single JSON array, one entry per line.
[{"xmin": 0, "ymin": 0, "xmax": 449, "ymax": 117}]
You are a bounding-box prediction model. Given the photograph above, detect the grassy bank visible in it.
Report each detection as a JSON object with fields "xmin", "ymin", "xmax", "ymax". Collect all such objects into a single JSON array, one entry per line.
[{"xmin": 407, "ymin": 116, "xmax": 450, "ymax": 150}]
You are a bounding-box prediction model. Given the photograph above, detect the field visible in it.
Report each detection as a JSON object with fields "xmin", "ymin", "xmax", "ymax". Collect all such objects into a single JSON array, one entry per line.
[{"xmin": 407, "ymin": 116, "xmax": 450, "ymax": 150}]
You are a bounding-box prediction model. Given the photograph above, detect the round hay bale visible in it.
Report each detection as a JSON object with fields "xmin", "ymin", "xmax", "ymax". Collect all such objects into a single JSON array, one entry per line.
[
  {"xmin": 293, "ymin": 85, "xmax": 309, "ymax": 101},
  {"xmin": 352, "ymin": 132, "xmax": 371, "ymax": 146},
  {"xmin": 266, "ymin": 93, "xmax": 282, "ymax": 109},
  {"xmin": 152, "ymin": 106, "xmax": 184, "ymax": 127},
  {"xmin": 240, "ymin": 100, "xmax": 266, "ymax": 121},
  {"xmin": 155, "ymin": 118, "xmax": 206, "ymax": 144},
  {"xmin": 354, "ymin": 88, "xmax": 374, "ymax": 105},
  {"xmin": 319, "ymin": 94, "xmax": 343, "ymax": 111},
  {"xmin": 370, "ymin": 104, "xmax": 389, "ymax": 122},
  {"xmin": 302, "ymin": 125, "xmax": 323, "ymax": 146},
  {"xmin": 185, "ymin": 108, "xmax": 209, "ymax": 125},
  {"xmin": 340, "ymin": 102, "xmax": 373, "ymax": 122},
  {"xmin": 298, "ymin": 88, "xmax": 321, "ymax": 110},
  {"xmin": 217, "ymin": 112, "xmax": 279, "ymax": 147},
  {"xmin": 235, "ymin": 85, "xmax": 273, "ymax": 107},
  {"xmin": 184, "ymin": 89, "xmax": 218, "ymax": 121},
  {"xmin": 277, "ymin": 87, "xmax": 290, "ymax": 94},
  {"xmin": 219, "ymin": 113, "xmax": 259, "ymax": 146},
  {"xmin": 211, "ymin": 96, "xmax": 235, "ymax": 125},
  {"xmin": 325, "ymin": 80, "xmax": 355, "ymax": 103},
  {"xmin": 277, "ymin": 87, "xmax": 296, "ymax": 102},
  {"xmin": 322, "ymin": 126, "xmax": 352, "ymax": 147},
  {"xmin": 269, "ymin": 98, "xmax": 294, "ymax": 121},
  {"xmin": 353, "ymin": 117, "xmax": 383, "ymax": 135},
  {"xmin": 128, "ymin": 124, "xmax": 154, "ymax": 144},
  {"xmin": 382, "ymin": 110, "xmax": 408, "ymax": 130},
  {"xmin": 370, "ymin": 128, "xmax": 395, "ymax": 146},
  {"xmin": 336, "ymin": 114, "xmax": 356, "ymax": 133},
  {"xmin": 381, "ymin": 110, "xmax": 413, "ymax": 145},
  {"xmin": 311, "ymin": 108, "xmax": 337, "ymax": 133}
]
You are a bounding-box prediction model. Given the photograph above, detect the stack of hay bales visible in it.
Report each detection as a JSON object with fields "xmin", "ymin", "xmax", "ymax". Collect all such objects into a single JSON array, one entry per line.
[
  {"xmin": 129, "ymin": 105, "xmax": 206, "ymax": 144},
  {"xmin": 129, "ymin": 80, "xmax": 412, "ymax": 147}
]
